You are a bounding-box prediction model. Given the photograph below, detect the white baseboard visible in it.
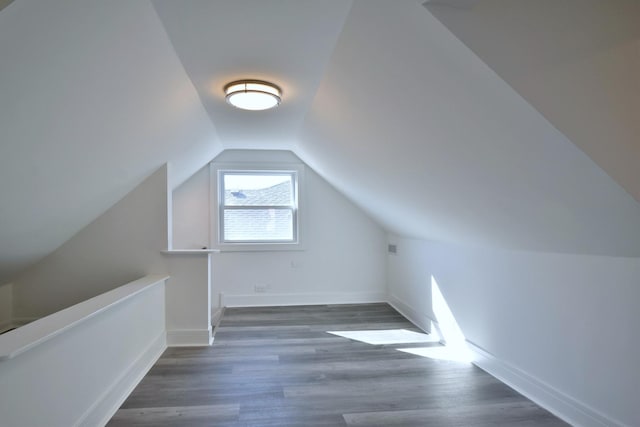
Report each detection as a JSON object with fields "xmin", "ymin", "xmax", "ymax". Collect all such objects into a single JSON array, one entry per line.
[
  {"xmin": 220, "ymin": 291, "xmax": 387, "ymax": 308},
  {"xmin": 167, "ymin": 327, "xmax": 213, "ymax": 347},
  {"xmin": 386, "ymin": 294, "xmax": 435, "ymax": 335},
  {"xmin": 467, "ymin": 340, "xmax": 625, "ymax": 427},
  {"xmin": 77, "ymin": 331, "xmax": 167, "ymax": 427}
]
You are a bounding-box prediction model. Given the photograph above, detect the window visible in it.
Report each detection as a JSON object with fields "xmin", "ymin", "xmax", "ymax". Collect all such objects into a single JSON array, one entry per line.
[{"xmin": 213, "ymin": 165, "xmax": 303, "ymax": 249}]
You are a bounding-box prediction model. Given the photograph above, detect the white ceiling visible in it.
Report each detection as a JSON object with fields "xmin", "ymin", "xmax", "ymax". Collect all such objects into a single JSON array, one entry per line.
[
  {"xmin": 1, "ymin": 0, "xmax": 640, "ymax": 284},
  {"xmin": 152, "ymin": 0, "xmax": 352, "ymax": 151}
]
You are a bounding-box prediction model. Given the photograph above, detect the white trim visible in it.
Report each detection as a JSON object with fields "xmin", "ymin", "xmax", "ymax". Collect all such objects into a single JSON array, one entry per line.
[
  {"xmin": 166, "ymin": 162, "xmax": 173, "ymax": 251},
  {"xmin": 0, "ymin": 275, "xmax": 168, "ymax": 361},
  {"xmin": 162, "ymin": 249, "xmax": 220, "ymax": 255},
  {"xmin": 167, "ymin": 327, "xmax": 213, "ymax": 347},
  {"xmin": 221, "ymin": 291, "xmax": 387, "ymax": 308},
  {"xmin": 386, "ymin": 294, "xmax": 435, "ymax": 334},
  {"xmin": 76, "ymin": 331, "xmax": 167, "ymax": 427},
  {"xmin": 467, "ymin": 340, "xmax": 627, "ymax": 427},
  {"xmin": 210, "ymin": 162, "xmax": 307, "ymax": 252}
]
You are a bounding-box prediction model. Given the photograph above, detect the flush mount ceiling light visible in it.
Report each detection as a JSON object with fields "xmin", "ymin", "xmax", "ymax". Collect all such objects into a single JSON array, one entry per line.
[{"xmin": 224, "ymin": 80, "xmax": 282, "ymax": 111}]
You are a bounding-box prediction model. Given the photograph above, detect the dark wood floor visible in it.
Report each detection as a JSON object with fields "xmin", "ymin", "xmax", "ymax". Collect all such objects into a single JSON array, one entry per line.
[{"xmin": 108, "ymin": 303, "xmax": 567, "ymax": 426}]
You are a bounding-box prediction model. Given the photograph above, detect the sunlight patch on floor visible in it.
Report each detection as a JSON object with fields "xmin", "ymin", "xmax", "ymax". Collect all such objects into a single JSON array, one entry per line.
[
  {"xmin": 392, "ymin": 275, "xmax": 473, "ymax": 363},
  {"xmin": 326, "ymin": 329, "xmax": 439, "ymax": 345}
]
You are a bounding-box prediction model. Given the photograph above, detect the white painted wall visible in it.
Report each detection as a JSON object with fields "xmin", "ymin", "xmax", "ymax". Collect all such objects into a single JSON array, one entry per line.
[
  {"xmin": 387, "ymin": 235, "xmax": 640, "ymax": 427},
  {"xmin": 12, "ymin": 166, "xmax": 169, "ymax": 319},
  {"xmin": 172, "ymin": 166, "xmax": 211, "ymax": 250},
  {"xmin": 164, "ymin": 253, "xmax": 212, "ymax": 346},
  {"xmin": 0, "ymin": 0, "xmax": 220, "ymax": 284},
  {"xmin": 0, "ymin": 277, "xmax": 166, "ymax": 427},
  {"xmin": 386, "ymin": 239, "xmax": 434, "ymax": 334},
  {"xmin": 10, "ymin": 164, "xmax": 213, "ymax": 346},
  {"xmin": 0, "ymin": 283, "xmax": 12, "ymax": 331},
  {"xmin": 173, "ymin": 150, "xmax": 387, "ymax": 307}
]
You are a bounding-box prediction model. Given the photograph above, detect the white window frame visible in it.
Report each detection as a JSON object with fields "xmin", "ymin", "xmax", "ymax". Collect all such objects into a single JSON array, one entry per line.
[{"xmin": 210, "ymin": 162, "xmax": 305, "ymax": 251}]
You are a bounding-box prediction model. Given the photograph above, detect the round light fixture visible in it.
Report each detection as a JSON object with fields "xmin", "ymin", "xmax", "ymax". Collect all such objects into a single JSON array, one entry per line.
[{"xmin": 224, "ymin": 80, "xmax": 281, "ymax": 111}]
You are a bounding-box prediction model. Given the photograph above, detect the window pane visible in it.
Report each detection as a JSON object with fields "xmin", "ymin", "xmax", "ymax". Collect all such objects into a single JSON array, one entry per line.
[
  {"xmin": 223, "ymin": 173, "xmax": 293, "ymax": 206},
  {"xmin": 223, "ymin": 208, "xmax": 293, "ymax": 241}
]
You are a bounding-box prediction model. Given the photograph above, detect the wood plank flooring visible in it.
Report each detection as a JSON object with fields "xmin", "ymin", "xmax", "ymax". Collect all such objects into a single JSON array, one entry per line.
[{"xmin": 108, "ymin": 303, "xmax": 567, "ymax": 426}]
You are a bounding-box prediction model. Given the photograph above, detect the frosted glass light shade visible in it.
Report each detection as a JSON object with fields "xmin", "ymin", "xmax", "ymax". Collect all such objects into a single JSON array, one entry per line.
[{"xmin": 224, "ymin": 80, "xmax": 281, "ymax": 111}]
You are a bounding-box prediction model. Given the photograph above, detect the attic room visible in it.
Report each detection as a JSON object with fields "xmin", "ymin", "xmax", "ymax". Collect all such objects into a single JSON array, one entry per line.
[{"xmin": 0, "ymin": 0, "xmax": 639, "ymax": 426}]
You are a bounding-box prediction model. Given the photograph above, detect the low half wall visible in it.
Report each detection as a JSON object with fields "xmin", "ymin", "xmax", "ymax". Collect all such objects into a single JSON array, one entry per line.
[{"xmin": 0, "ymin": 275, "xmax": 168, "ymax": 427}]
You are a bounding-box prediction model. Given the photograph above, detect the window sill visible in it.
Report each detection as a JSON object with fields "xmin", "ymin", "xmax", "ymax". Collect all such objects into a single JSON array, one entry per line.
[
  {"xmin": 162, "ymin": 249, "xmax": 221, "ymax": 255},
  {"xmin": 213, "ymin": 243, "xmax": 306, "ymax": 252}
]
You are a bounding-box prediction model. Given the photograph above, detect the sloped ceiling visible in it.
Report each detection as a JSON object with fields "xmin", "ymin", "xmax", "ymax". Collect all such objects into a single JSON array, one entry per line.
[
  {"xmin": 425, "ymin": 0, "xmax": 640, "ymax": 202},
  {"xmin": 0, "ymin": 0, "xmax": 220, "ymax": 284},
  {"xmin": 152, "ymin": 0, "xmax": 640, "ymax": 256},
  {"xmin": 2, "ymin": 0, "xmax": 640, "ymax": 285},
  {"xmin": 296, "ymin": 0, "xmax": 640, "ymax": 256}
]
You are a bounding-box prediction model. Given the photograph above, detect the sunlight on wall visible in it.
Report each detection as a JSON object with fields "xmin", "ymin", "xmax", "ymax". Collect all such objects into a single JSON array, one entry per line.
[
  {"xmin": 430, "ymin": 275, "xmax": 466, "ymax": 347},
  {"xmin": 327, "ymin": 276, "xmax": 471, "ymax": 363},
  {"xmin": 398, "ymin": 275, "xmax": 472, "ymax": 363}
]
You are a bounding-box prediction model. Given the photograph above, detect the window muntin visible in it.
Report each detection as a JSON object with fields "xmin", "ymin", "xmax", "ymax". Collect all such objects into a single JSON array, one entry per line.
[{"xmin": 219, "ymin": 171, "xmax": 298, "ymax": 243}]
